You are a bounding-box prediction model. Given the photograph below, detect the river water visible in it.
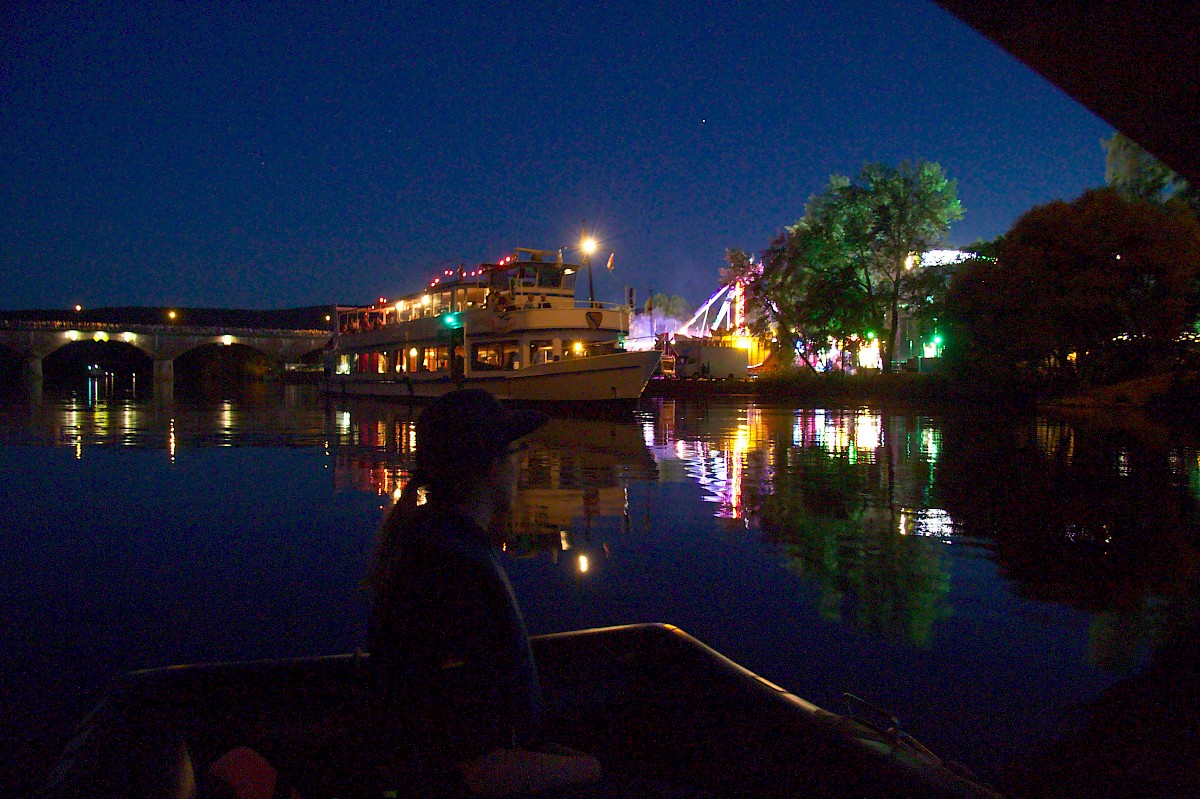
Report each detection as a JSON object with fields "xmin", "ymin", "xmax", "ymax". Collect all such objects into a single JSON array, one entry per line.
[{"xmin": 2, "ymin": 382, "xmax": 1197, "ymax": 796}]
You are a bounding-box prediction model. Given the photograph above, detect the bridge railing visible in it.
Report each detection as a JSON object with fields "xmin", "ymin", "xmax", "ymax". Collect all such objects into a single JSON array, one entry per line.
[{"xmin": 0, "ymin": 319, "xmax": 331, "ymax": 337}]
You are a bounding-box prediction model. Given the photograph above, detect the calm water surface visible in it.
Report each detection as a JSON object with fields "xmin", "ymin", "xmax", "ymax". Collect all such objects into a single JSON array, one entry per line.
[{"xmin": 2, "ymin": 382, "xmax": 1198, "ymax": 795}]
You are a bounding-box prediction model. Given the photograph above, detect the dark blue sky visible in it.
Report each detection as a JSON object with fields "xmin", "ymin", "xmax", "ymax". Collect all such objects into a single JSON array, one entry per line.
[{"xmin": 1, "ymin": 1, "xmax": 1111, "ymax": 310}]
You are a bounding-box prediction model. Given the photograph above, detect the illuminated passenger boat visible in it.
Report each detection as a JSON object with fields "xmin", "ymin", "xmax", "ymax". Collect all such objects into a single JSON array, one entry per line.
[
  {"xmin": 324, "ymin": 248, "xmax": 660, "ymax": 403},
  {"xmin": 38, "ymin": 624, "xmax": 1003, "ymax": 799}
]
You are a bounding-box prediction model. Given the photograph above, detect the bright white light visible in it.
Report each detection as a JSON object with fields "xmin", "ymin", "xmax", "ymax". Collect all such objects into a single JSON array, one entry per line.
[
  {"xmin": 122, "ymin": 332, "xmax": 136, "ymax": 343},
  {"xmin": 66, "ymin": 330, "xmax": 80, "ymax": 341},
  {"xmin": 93, "ymin": 331, "xmax": 109, "ymax": 342},
  {"xmin": 581, "ymin": 237, "xmax": 598, "ymax": 256},
  {"xmin": 578, "ymin": 554, "xmax": 589, "ymax": 573},
  {"xmin": 221, "ymin": 335, "xmax": 233, "ymax": 346}
]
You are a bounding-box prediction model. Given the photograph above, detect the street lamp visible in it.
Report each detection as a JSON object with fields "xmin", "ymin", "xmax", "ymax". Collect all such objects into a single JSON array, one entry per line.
[{"xmin": 580, "ymin": 222, "xmax": 598, "ymax": 306}]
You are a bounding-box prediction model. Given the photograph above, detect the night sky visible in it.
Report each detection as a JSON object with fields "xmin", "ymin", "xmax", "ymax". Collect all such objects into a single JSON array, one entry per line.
[{"xmin": 1, "ymin": 1, "xmax": 1112, "ymax": 311}]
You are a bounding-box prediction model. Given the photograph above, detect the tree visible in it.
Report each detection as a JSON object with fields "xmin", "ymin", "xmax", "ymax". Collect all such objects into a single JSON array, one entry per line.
[
  {"xmin": 945, "ymin": 188, "xmax": 1200, "ymax": 390},
  {"xmin": 1104, "ymin": 132, "xmax": 1200, "ymax": 218},
  {"xmin": 784, "ymin": 162, "xmax": 964, "ymax": 371},
  {"xmin": 642, "ymin": 292, "xmax": 693, "ymax": 320},
  {"xmin": 730, "ymin": 161, "xmax": 963, "ymax": 372}
]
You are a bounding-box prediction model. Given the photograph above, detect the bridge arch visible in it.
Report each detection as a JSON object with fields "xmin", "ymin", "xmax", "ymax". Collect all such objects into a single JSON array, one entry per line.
[
  {"xmin": 42, "ymin": 338, "xmax": 154, "ymax": 386},
  {"xmin": 173, "ymin": 341, "xmax": 283, "ymax": 384}
]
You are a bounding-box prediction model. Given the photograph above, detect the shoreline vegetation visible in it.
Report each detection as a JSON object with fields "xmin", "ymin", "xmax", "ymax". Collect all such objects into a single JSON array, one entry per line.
[{"xmin": 646, "ymin": 369, "xmax": 1200, "ymax": 418}]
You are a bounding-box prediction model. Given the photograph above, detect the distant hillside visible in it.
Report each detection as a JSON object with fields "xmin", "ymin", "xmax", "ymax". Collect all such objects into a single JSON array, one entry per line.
[{"xmin": 0, "ymin": 305, "xmax": 337, "ymax": 330}]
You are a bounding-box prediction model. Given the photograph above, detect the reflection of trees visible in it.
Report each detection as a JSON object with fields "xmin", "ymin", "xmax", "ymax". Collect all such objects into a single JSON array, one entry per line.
[
  {"xmin": 759, "ymin": 436, "xmax": 951, "ymax": 647},
  {"xmin": 936, "ymin": 413, "xmax": 1200, "ymax": 670}
]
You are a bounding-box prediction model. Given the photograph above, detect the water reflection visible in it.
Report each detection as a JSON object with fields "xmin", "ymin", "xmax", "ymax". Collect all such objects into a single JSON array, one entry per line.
[
  {"xmin": 645, "ymin": 402, "xmax": 953, "ymax": 646},
  {"xmin": 645, "ymin": 399, "xmax": 1200, "ymax": 662},
  {"xmin": 328, "ymin": 401, "xmax": 658, "ymax": 571},
  {"xmin": 938, "ymin": 412, "xmax": 1200, "ymax": 672},
  {"xmin": 3, "ymin": 386, "xmax": 1200, "ymax": 795}
]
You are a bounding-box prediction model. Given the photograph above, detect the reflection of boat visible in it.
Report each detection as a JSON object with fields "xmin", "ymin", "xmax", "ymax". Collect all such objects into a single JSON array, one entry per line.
[
  {"xmin": 324, "ymin": 249, "xmax": 660, "ymax": 402},
  {"xmin": 40, "ymin": 624, "xmax": 1001, "ymax": 799},
  {"xmin": 328, "ymin": 402, "xmax": 658, "ymax": 559}
]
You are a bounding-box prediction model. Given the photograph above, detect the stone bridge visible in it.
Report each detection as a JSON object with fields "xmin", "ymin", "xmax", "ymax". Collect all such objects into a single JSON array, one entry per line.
[{"xmin": 0, "ymin": 319, "xmax": 333, "ymax": 382}]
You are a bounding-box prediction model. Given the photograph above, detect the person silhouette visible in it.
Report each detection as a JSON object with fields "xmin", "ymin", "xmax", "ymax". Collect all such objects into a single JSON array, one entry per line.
[{"xmin": 367, "ymin": 389, "xmax": 601, "ymax": 797}]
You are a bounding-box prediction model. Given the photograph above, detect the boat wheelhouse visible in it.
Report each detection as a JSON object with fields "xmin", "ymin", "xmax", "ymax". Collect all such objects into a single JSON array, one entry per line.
[{"xmin": 324, "ymin": 248, "xmax": 660, "ymax": 402}]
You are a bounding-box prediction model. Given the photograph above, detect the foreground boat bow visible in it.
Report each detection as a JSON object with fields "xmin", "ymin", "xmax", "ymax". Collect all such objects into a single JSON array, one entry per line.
[{"xmin": 36, "ymin": 624, "xmax": 1002, "ymax": 799}]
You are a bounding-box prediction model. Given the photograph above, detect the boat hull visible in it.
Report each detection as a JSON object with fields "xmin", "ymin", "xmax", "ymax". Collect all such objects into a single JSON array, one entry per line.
[
  {"xmin": 324, "ymin": 349, "xmax": 662, "ymax": 403},
  {"xmin": 37, "ymin": 624, "xmax": 1001, "ymax": 799}
]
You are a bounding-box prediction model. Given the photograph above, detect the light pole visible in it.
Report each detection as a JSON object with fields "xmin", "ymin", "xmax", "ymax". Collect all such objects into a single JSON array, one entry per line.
[{"xmin": 580, "ymin": 221, "xmax": 598, "ymax": 306}]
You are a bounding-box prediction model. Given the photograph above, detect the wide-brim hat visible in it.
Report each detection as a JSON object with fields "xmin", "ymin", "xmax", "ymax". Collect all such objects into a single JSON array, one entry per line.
[{"xmin": 415, "ymin": 389, "xmax": 548, "ymax": 476}]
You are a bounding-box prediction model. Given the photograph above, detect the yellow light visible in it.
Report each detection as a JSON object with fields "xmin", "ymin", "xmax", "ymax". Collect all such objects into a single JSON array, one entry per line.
[
  {"xmin": 395, "ymin": 302, "xmax": 403, "ymax": 313},
  {"xmin": 581, "ymin": 237, "xmax": 597, "ymax": 256},
  {"xmin": 122, "ymin": 332, "xmax": 136, "ymax": 343},
  {"xmin": 578, "ymin": 554, "xmax": 589, "ymax": 573},
  {"xmin": 168, "ymin": 311, "xmax": 177, "ymax": 320},
  {"xmin": 74, "ymin": 304, "xmax": 82, "ymax": 312},
  {"xmin": 221, "ymin": 335, "xmax": 233, "ymax": 346},
  {"xmin": 325, "ymin": 315, "xmax": 331, "ymax": 321},
  {"xmin": 905, "ymin": 254, "xmax": 918, "ymax": 270},
  {"xmin": 734, "ymin": 336, "xmax": 752, "ymax": 349},
  {"xmin": 422, "ymin": 295, "xmax": 431, "ymax": 306},
  {"xmin": 572, "ymin": 341, "xmax": 584, "ymax": 355},
  {"xmin": 93, "ymin": 331, "xmax": 109, "ymax": 342},
  {"xmin": 66, "ymin": 330, "xmax": 80, "ymax": 341},
  {"xmin": 409, "ymin": 348, "xmax": 418, "ymax": 357}
]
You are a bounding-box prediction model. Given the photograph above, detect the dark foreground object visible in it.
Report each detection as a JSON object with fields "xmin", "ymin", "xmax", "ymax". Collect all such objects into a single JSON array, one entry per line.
[{"xmin": 34, "ymin": 624, "xmax": 1001, "ymax": 799}]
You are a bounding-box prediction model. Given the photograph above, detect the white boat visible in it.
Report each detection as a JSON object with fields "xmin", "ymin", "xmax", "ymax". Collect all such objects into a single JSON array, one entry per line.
[{"xmin": 323, "ymin": 248, "xmax": 661, "ymax": 403}]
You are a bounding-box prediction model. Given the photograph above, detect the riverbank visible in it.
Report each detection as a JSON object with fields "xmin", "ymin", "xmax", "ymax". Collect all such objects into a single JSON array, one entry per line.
[{"xmin": 644, "ymin": 371, "xmax": 1016, "ymax": 409}]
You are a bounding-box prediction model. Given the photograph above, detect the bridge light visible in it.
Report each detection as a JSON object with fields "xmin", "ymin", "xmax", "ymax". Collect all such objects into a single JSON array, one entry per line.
[
  {"xmin": 221, "ymin": 335, "xmax": 234, "ymax": 346},
  {"xmin": 66, "ymin": 330, "xmax": 80, "ymax": 341},
  {"xmin": 93, "ymin": 331, "xmax": 109, "ymax": 342},
  {"xmin": 122, "ymin": 332, "xmax": 136, "ymax": 343}
]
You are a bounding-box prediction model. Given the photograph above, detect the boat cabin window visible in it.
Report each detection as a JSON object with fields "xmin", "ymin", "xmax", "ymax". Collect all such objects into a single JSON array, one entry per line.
[
  {"xmin": 529, "ymin": 339, "xmax": 554, "ymax": 365},
  {"xmin": 423, "ymin": 346, "xmax": 450, "ymax": 373},
  {"xmin": 473, "ymin": 340, "xmax": 521, "ymax": 371},
  {"xmin": 354, "ymin": 351, "xmax": 384, "ymax": 373},
  {"xmin": 563, "ymin": 340, "xmax": 590, "ymax": 360},
  {"xmin": 488, "ymin": 264, "xmax": 575, "ymax": 294}
]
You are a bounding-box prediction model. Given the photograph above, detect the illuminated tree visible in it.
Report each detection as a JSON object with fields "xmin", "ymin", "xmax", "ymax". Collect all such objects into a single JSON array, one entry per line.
[{"xmin": 733, "ymin": 161, "xmax": 963, "ymax": 372}]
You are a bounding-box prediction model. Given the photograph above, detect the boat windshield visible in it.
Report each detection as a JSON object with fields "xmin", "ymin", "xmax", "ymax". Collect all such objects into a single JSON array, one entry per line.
[{"xmin": 489, "ymin": 263, "xmax": 576, "ymax": 291}]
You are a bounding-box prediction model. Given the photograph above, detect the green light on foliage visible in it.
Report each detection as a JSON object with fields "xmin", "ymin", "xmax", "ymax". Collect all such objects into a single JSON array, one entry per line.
[
  {"xmin": 866, "ymin": 331, "xmax": 875, "ymax": 340},
  {"xmin": 933, "ymin": 335, "xmax": 943, "ymax": 345}
]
